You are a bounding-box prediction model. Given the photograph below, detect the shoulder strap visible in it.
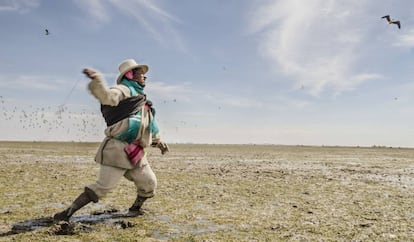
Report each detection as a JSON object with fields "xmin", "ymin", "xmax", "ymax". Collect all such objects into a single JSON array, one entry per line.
[{"xmin": 101, "ymin": 95, "xmax": 147, "ymax": 126}]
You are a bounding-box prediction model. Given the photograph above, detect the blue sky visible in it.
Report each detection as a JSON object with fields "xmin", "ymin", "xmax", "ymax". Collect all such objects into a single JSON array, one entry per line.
[{"xmin": 1, "ymin": 0, "xmax": 414, "ymax": 147}]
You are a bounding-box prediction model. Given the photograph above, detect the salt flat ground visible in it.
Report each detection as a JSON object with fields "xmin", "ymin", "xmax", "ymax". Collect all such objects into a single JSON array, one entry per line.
[{"xmin": 0, "ymin": 142, "xmax": 413, "ymax": 241}]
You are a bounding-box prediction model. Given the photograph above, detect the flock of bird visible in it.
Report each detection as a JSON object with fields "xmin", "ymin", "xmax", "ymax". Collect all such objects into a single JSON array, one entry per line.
[
  {"xmin": 10, "ymin": 13, "xmax": 398, "ymax": 141},
  {"xmin": 0, "ymin": 96, "xmax": 104, "ymax": 141},
  {"xmin": 0, "ymin": 94, "xmax": 192, "ymax": 141}
]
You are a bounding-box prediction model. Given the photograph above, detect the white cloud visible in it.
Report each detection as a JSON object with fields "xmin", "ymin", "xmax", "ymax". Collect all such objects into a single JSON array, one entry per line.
[
  {"xmin": 74, "ymin": 0, "xmax": 185, "ymax": 51},
  {"xmin": 149, "ymin": 81, "xmax": 266, "ymax": 109},
  {"xmin": 247, "ymin": 0, "xmax": 384, "ymax": 96},
  {"xmin": 73, "ymin": 0, "xmax": 110, "ymax": 23},
  {"xmin": 393, "ymin": 29, "xmax": 414, "ymax": 47},
  {"xmin": 147, "ymin": 81, "xmax": 194, "ymax": 102},
  {"xmin": 0, "ymin": 75, "xmax": 79, "ymax": 91},
  {"xmin": 207, "ymin": 94, "xmax": 264, "ymax": 109},
  {"xmin": 0, "ymin": 75, "xmax": 55, "ymax": 90},
  {"xmin": 0, "ymin": 0, "xmax": 40, "ymax": 12}
]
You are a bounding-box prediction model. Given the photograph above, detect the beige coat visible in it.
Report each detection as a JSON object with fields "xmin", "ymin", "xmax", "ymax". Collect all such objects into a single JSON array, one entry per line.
[{"xmin": 88, "ymin": 73, "xmax": 160, "ymax": 169}]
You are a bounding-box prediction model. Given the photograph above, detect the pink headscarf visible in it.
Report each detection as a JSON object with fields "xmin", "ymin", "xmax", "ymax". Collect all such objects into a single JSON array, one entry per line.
[{"xmin": 124, "ymin": 70, "xmax": 133, "ymax": 80}]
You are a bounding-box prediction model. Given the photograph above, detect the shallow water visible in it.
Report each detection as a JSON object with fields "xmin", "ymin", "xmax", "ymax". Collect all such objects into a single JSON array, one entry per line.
[{"xmin": 0, "ymin": 209, "xmax": 142, "ymax": 236}]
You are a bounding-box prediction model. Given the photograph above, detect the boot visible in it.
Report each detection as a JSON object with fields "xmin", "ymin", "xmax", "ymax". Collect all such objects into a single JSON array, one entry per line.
[
  {"xmin": 53, "ymin": 187, "xmax": 98, "ymax": 222},
  {"xmin": 129, "ymin": 195, "xmax": 148, "ymax": 212}
]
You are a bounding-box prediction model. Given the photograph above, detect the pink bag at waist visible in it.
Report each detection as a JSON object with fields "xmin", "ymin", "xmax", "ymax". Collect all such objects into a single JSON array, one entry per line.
[{"xmin": 124, "ymin": 140, "xmax": 144, "ymax": 166}]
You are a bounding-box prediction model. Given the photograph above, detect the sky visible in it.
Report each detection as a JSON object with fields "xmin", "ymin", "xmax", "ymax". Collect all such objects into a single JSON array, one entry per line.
[{"xmin": 1, "ymin": 0, "xmax": 414, "ymax": 147}]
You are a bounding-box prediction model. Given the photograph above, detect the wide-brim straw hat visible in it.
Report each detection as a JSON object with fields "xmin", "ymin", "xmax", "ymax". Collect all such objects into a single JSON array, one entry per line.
[{"xmin": 116, "ymin": 59, "xmax": 149, "ymax": 84}]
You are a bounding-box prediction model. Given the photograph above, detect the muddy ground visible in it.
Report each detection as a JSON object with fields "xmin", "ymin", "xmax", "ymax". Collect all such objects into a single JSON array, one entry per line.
[{"xmin": 0, "ymin": 141, "xmax": 413, "ymax": 241}]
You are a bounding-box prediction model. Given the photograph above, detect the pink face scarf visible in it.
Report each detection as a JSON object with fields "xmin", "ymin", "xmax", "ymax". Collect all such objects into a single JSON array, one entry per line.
[{"xmin": 124, "ymin": 70, "xmax": 133, "ymax": 80}]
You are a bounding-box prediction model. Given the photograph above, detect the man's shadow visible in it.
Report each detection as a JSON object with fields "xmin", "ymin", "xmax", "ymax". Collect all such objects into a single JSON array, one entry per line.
[{"xmin": 0, "ymin": 209, "xmax": 143, "ymax": 236}]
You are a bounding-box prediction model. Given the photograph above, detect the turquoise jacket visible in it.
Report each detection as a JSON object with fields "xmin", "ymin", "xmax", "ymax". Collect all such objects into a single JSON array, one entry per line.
[{"xmin": 115, "ymin": 79, "xmax": 159, "ymax": 143}]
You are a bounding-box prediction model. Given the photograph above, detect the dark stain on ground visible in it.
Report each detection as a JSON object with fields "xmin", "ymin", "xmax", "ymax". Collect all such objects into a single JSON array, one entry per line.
[{"xmin": 0, "ymin": 208, "xmax": 142, "ymax": 236}]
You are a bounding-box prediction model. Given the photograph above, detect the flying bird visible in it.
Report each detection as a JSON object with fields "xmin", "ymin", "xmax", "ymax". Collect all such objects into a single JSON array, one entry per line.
[
  {"xmin": 45, "ymin": 29, "xmax": 50, "ymax": 35},
  {"xmin": 382, "ymin": 15, "xmax": 401, "ymax": 29}
]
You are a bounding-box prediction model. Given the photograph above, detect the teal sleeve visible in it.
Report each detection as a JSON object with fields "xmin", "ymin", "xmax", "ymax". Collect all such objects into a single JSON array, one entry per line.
[{"xmin": 150, "ymin": 117, "xmax": 160, "ymax": 136}]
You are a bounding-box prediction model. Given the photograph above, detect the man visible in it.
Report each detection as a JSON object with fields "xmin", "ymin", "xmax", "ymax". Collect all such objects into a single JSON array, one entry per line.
[{"xmin": 53, "ymin": 58, "xmax": 169, "ymax": 221}]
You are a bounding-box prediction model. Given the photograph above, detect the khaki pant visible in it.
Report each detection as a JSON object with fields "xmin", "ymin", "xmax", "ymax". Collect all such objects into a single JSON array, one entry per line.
[{"xmin": 87, "ymin": 155, "xmax": 157, "ymax": 199}]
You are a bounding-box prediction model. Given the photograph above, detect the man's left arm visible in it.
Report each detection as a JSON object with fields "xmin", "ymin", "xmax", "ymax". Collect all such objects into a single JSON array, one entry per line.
[{"xmin": 150, "ymin": 118, "xmax": 169, "ymax": 155}]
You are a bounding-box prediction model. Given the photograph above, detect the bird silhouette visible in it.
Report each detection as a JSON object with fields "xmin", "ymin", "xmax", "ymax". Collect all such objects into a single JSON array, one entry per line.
[
  {"xmin": 45, "ymin": 29, "xmax": 50, "ymax": 35},
  {"xmin": 382, "ymin": 15, "xmax": 401, "ymax": 29}
]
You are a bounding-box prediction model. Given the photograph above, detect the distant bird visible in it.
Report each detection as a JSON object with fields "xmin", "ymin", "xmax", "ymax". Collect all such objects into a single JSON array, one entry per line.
[
  {"xmin": 45, "ymin": 29, "xmax": 50, "ymax": 35},
  {"xmin": 382, "ymin": 15, "xmax": 401, "ymax": 29}
]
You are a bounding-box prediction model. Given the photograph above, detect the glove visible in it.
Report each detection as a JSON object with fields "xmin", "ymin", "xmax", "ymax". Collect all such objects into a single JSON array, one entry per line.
[
  {"xmin": 152, "ymin": 141, "xmax": 169, "ymax": 155},
  {"xmin": 82, "ymin": 68, "xmax": 99, "ymax": 79}
]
